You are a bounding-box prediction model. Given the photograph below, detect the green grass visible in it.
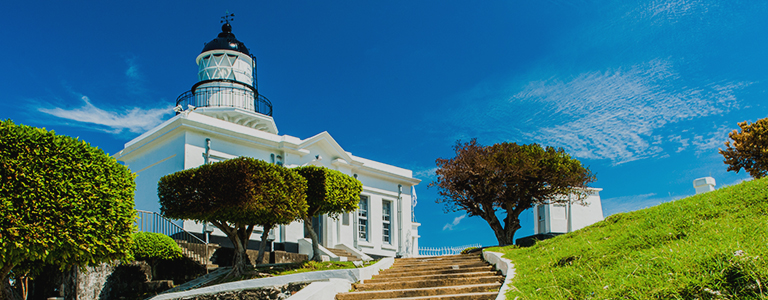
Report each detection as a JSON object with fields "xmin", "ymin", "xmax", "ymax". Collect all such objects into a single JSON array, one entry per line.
[
  {"xmin": 488, "ymin": 177, "xmax": 768, "ymax": 299},
  {"xmin": 270, "ymin": 260, "xmax": 377, "ymax": 276},
  {"xmin": 205, "ymin": 260, "xmax": 378, "ymax": 286}
]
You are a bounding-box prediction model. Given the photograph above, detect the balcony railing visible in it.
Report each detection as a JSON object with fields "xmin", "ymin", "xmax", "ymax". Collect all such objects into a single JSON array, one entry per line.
[{"xmin": 176, "ymin": 84, "xmax": 273, "ymax": 116}]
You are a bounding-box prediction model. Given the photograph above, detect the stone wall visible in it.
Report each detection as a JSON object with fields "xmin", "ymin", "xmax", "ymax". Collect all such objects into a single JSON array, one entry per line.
[
  {"xmin": 176, "ymin": 282, "xmax": 309, "ymax": 300},
  {"xmin": 27, "ymin": 258, "xmax": 205, "ymax": 300},
  {"xmin": 211, "ymin": 249, "xmax": 308, "ymax": 266}
]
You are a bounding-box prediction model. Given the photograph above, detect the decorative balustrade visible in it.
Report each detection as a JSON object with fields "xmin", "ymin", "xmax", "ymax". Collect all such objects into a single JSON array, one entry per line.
[{"xmin": 418, "ymin": 243, "xmax": 482, "ymax": 257}]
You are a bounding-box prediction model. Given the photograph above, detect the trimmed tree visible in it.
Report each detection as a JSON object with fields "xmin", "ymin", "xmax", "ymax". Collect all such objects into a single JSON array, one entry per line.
[
  {"xmin": 158, "ymin": 157, "xmax": 307, "ymax": 278},
  {"xmin": 295, "ymin": 166, "xmax": 362, "ymax": 261},
  {"xmin": 431, "ymin": 139, "xmax": 595, "ymax": 246},
  {"xmin": 0, "ymin": 120, "xmax": 136, "ymax": 300},
  {"xmin": 130, "ymin": 232, "xmax": 182, "ymax": 280},
  {"xmin": 719, "ymin": 118, "xmax": 768, "ymax": 179}
]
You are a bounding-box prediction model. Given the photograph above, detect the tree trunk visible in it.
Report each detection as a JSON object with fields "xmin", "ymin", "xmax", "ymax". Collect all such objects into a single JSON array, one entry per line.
[
  {"xmin": 489, "ymin": 218, "xmax": 516, "ymax": 246},
  {"xmin": 303, "ymin": 217, "xmax": 323, "ymax": 261},
  {"xmin": 229, "ymin": 233, "xmax": 249, "ymax": 279},
  {"xmin": 1, "ymin": 265, "xmax": 22, "ymax": 300},
  {"xmin": 214, "ymin": 222, "xmax": 253, "ymax": 280},
  {"xmin": 255, "ymin": 225, "xmax": 273, "ymax": 265},
  {"xmin": 479, "ymin": 204, "xmax": 517, "ymax": 246}
]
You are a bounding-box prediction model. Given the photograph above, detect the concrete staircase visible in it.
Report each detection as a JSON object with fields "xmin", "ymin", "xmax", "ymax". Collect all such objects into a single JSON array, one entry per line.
[
  {"xmin": 175, "ymin": 240, "xmax": 220, "ymax": 269},
  {"xmin": 327, "ymin": 247, "xmax": 361, "ymax": 262},
  {"xmin": 336, "ymin": 254, "xmax": 504, "ymax": 300}
]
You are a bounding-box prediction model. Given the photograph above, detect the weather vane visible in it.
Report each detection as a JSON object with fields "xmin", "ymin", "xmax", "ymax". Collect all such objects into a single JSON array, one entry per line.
[{"xmin": 221, "ymin": 10, "xmax": 235, "ymax": 24}]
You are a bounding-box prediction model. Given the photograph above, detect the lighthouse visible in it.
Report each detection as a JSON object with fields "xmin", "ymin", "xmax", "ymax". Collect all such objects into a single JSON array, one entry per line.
[
  {"xmin": 115, "ymin": 15, "xmax": 421, "ymax": 259},
  {"xmin": 175, "ymin": 16, "xmax": 277, "ymax": 133}
]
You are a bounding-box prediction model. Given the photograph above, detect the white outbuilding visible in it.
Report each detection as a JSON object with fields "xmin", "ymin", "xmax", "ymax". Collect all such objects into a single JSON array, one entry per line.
[
  {"xmin": 114, "ymin": 21, "xmax": 421, "ymax": 259},
  {"xmin": 516, "ymin": 188, "xmax": 604, "ymax": 246},
  {"xmin": 533, "ymin": 188, "xmax": 604, "ymax": 235}
]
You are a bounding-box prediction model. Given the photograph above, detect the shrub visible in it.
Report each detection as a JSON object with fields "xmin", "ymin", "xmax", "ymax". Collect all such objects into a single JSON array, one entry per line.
[
  {"xmin": 131, "ymin": 232, "xmax": 182, "ymax": 280},
  {"xmin": 461, "ymin": 247, "xmax": 480, "ymax": 254},
  {"xmin": 0, "ymin": 120, "xmax": 135, "ymax": 299},
  {"xmin": 131, "ymin": 232, "xmax": 182, "ymax": 262}
]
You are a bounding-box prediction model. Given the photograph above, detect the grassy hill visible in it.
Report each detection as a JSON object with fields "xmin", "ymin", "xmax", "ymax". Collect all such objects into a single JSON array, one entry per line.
[{"xmin": 488, "ymin": 178, "xmax": 768, "ymax": 299}]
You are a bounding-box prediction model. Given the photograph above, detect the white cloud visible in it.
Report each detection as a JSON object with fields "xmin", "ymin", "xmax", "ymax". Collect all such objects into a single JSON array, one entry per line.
[
  {"xmin": 38, "ymin": 96, "xmax": 172, "ymax": 134},
  {"xmin": 414, "ymin": 167, "xmax": 437, "ymax": 181},
  {"xmin": 507, "ymin": 60, "xmax": 749, "ymax": 164},
  {"xmin": 442, "ymin": 215, "xmax": 465, "ymax": 231}
]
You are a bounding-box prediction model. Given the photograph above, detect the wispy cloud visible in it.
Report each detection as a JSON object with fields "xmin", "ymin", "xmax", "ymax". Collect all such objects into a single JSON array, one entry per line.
[
  {"xmin": 38, "ymin": 96, "xmax": 172, "ymax": 134},
  {"xmin": 123, "ymin": 56, "xmax": 148, "ymax": 96},
  {"xmin": 414, "ymin": 167, "xmax": 437, "ymax": 181},
  {"xmin": 437, "ymin": 0, "xmax": 757, "ymax": 165},
  {"xmin": 510, "ymin": 60, "xmax": 749, "ymax": 164},
  {"xmin": 125, "ymin": 58, "xmax": 141, "ymax": 80},
  {"xmin": 601, "ymin": 192, "xmax": 685, "ymax": 216},
  {"xmin": 442, "ymin": 215, "xmax": 465, "ymax": 231}
]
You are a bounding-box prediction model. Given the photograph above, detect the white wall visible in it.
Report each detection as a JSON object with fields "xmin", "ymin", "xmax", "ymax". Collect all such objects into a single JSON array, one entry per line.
[
  {"xmin": 117, "ymin": 111, "xmax": 420, "ymax": 258},
  {"xmin": 534, "ymin": 188, "xmax": 604, "ymax": 234},
  {"xmin": 121, "ymin": 132, "xmax": 185, "ymax": 213}
]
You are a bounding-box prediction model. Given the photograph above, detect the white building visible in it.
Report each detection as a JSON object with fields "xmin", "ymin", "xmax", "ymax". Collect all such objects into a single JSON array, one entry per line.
[
  {"xmin": 533, "ymin": 188, "xmax": 604, "ymax": 235},
  {"xmin": 693, "ymin": 177, "xmax": 716, "ymax": 194},
  {"xmin": 114, "ymin": 21, "xmax": 421, "ymax": 259}
]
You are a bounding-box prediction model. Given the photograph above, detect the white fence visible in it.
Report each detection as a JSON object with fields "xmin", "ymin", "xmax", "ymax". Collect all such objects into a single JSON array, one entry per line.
[{"xmin": 418, "ymin": 243, "xmax": 482, "ymax": 257}]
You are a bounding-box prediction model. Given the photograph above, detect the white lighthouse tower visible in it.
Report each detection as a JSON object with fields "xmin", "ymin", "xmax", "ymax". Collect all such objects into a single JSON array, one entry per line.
[
  {"xmin": 116, "ymin": 15, "xmax": 421, "ymax": 259},
  {"xmin": 175, "ymin": 15, "xmax": 277, "ymax": 134}
]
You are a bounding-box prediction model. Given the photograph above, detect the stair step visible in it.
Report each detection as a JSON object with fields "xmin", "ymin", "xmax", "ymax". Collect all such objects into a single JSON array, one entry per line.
[
  {"xmin": 354, "ymin": 276, "xmax": 502, "ymax": 291},
  {"xmin": 386, "ymin": 261, "xmax": 488, "ymax": 272},
  {"xmin": 379, "ymin": 262, "xmax": 488, "ymax": 274},
  {"xmin": 392, "ymin": 259, "xmax": 484, "ymax": 269},
  {"xmin": 327, "ymin": 247, "xmax": 362, "ymax": 261},
  {"xmin": 397, "ymin": 254, "xmax": 469, "ymax": 261},
  {"xmin": 336, "ymin": 283, "xmax": 501, "ymax": 300},
  {"xmin": 376, "ymin": 266, "xmax": 495, "ymax": 278},
  {"xmin": 393, "ymin": 255, "xmax": 481, "ymax": 264},
  {"xmin": 364, "ymin": 271, "xmax": 500, "ymax": 283},
  {"xmin": 370, "ymin": 291, "xmax": 500, "ymax": 300}
]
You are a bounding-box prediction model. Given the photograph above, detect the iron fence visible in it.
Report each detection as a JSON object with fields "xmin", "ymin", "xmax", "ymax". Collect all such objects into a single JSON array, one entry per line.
[
  {"xmin": 134, "ymin": 210, "xmax": 212, "ymax": 266},
  {"xmin": 176, "ymin": 84, "xmax": 273, "ymax": 116}
]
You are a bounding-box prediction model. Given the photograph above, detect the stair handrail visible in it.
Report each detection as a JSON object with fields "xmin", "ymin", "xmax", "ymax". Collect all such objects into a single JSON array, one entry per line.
[{"xmin": 135, "ymin": 210, "xmax": 211, "ymax": 267}]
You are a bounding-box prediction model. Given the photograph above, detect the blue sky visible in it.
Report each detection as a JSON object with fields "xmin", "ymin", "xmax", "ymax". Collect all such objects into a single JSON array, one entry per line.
[{"xmin": 2, "ymin": 1, "xmax": 765, "ymax": 248}]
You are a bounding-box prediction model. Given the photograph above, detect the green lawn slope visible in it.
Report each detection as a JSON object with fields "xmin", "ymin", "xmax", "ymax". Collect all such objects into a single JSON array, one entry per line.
[{"xmin": 489, "ymin": 177, "xmax": 768, "ymax": 299}]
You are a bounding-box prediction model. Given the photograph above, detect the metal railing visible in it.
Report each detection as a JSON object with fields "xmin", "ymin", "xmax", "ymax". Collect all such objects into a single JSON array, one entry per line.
[
  {"xmin": 135, "ymin": 210, "xmax": 211, "ymax": 266},
  {"xmin": 176, "ymin": 83, "xmax": 273, "ymax": 116},
  {"xmin": 418, "ymin": 243, "xmax": 482, "ymax": 257}
]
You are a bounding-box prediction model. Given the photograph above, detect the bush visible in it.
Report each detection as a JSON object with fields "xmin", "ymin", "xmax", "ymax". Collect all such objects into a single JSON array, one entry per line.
[
  {"xmin": 461, "ymin": 247, "xmax": 480, "ymax": 254},
  {"xmin": 0, "ymin": 119, "xmax": 135, "ymax": 297},
  {"xmin": 130, "ymin": 232, "xmax": 182, "ymax": 262}
]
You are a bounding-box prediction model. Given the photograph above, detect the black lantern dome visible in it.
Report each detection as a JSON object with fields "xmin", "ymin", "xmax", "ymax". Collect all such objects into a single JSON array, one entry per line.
[{"xmin": 201, "ymin": 23, "xmax": 250, "ymax": 55}]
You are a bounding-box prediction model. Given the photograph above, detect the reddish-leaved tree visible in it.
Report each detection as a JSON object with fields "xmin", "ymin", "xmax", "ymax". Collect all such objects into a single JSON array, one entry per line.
[
  {"xmin": 720, "ymin": 118, "xmax": 768, "ymax": 179},
  {"xmin": 431, "ymin": 139, "xmax": 595, "ymax": 246}
]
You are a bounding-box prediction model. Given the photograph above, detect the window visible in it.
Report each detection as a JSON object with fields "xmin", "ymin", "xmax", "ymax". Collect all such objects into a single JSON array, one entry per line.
[
  {"xmin": 358, "ymin": 196, "xmax": 368, "ymax": 241},
  {"xmin": 382, "ymin": 200, "xmax": 391, "ymax": 244}
]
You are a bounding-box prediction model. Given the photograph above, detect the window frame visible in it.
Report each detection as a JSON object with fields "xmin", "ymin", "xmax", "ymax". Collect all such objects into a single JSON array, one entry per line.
[
  {"xmin": 358, "ymin": 196, "xmax": 369, "ymax": 241},
  {"xmin": 382, "ymin": 200, "xmax": 392, "ymax": 244}
]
